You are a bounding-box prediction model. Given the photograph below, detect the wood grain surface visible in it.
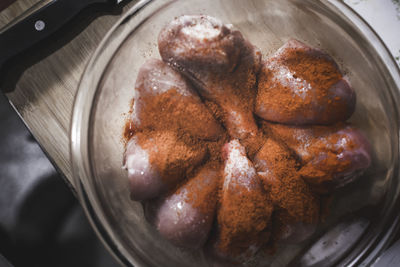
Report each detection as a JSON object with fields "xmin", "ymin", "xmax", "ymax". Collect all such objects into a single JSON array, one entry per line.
[
  {"xmin": 0, "ymin": 0, "xmax": 139, "ymax": 188},
  {"xmin": 0, "ymin": 0, "xmax": 41, "ymax": 28},
  {"xmin": 0, "ymin": 0, "xmax": 16, "ymax": 13}
]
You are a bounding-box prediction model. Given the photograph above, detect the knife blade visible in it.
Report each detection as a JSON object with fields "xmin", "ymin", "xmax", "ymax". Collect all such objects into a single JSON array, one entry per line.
[
  {"xmin": 0, "ymin": 0, "xmax": 127, "ymax": 68},
  {"xmin": 0, "ymin": 0, "xmax": 15, "ymax": 13}
]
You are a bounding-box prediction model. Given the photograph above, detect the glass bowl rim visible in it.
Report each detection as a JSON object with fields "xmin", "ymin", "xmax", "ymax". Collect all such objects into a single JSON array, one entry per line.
[{"xmin": 70, "ymin": 0, "xmax": 400, "ymax": 266}]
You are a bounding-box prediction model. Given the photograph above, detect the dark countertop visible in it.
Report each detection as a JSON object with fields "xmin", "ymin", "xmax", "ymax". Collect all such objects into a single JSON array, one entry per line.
[{"xmin": 0, "ymin": 93, "xmax": 120, "ymax": 267}]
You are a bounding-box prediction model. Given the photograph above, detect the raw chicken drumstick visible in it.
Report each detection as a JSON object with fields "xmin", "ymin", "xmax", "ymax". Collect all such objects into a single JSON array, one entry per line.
[
  {"xmin": 132, "ymin": 59, "xmax": 223, "ymax": 140},
  {"xmin": 124, "ymin": 131, "xmax": 207, "ymax": 201},
  {"xmin": 146, "ymin": 164, "xmax": 221, "ymax": 249},
  {"xmin": 124, "ymin": 59, "xmax": 226, "ymax": 200},
  {"xmin": 210, "ymin": 140, "xmax": 273, "ymax": 262},
  {"xmin": 253, "ymin": 138, "xmax": 320, "ymax": 243},
  {"xmin": 158, "ymin": 15, "xmax": 263, "ymax": 153},
  {"xmin": 256, "ymin": 39, "xmax": 356, "ymax": 125},
  {"xmin": 263, "ymin": 122, "xmax": 372, "ymax": 193},
  {"xmin": 122, "ymin": 14, "xmax": 372, "ymax": 264}
]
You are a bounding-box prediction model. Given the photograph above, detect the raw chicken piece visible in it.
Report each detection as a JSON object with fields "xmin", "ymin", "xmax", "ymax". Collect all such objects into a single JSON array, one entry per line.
[
  {"xmin": 210, "ymin": 140, "xmax": 273, "ymax": 262},
  {"xmin": 255, "ymin": 39, "xmax": 356, "ymax": 125},
  {"xmin": 264, "ymin": 122, "xmax": 372, "ymax": 193},
  {"xmin": 158, "ymin": 15, "xmax": 262, "ymax": 147},
  {"xmin": 254, "ymin": 138, "xmax": 319, "ymax": 243},
  {"xmin": 133, "ymin": 59, "xmax": 223, "ymax": 140},
  {"xmin": 146, "ymin": 164, "xmax": 221, "ymax": 249},
  {"xmin": 158, "ymin": 15, "xmax": 241, "ymax": 74},
  {"xmin": 123, "ymin": 131, "xmax": 207, "ymax": 200}
]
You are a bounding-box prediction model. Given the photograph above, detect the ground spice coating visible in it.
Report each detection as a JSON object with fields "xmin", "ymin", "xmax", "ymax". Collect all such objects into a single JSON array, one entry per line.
[
  {"xmin": 216, "ymin": 140, "xmax": 273, "ymax": 259},
  {"xmin": 298, "ymin": 133, "xmax": 353, "ymax": 189},
  {"xmin": 123, "ymin": 99, "xmax": 135, "ymax": 142},
  {"xmin": 178, "ymin": 163, "xmax": 222, "ymax": 215},
  {"xmin": 262, "ymin": 121, "xmax": 371, "ymax": 193},
  {"xmin": 135, "ymin": 131, "xmax": 207, "ymax": 187},
  {"xmin": 254, "ymin": 139, "xmax": 320, "ymax": 240},
  {"xmin": 217, "ymin": 187, "xmax": 272, "ymax": 257},
  {"xmin": 255, "ymin": 39, "xmax": 355, "ymax": 125},
  {"xmin": 123, "ymin": 15, "xmax": 372, "ymax": 263},
  {"xmin": 135, "ymin": 88, "xmax": 223, "ymax": 140},
  {"xmin": 133, "ymin": 59, "xmax": 223, "ymax": 141}
]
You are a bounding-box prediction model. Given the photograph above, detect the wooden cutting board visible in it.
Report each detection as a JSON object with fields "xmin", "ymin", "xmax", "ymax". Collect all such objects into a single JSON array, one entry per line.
[
  {"xmin": 0, "ymin": 0, "xmax": 139, "ymax": 189},
  {"xmin": 0, "ymin": 0, "xmax": 16, "ymax": 13}
]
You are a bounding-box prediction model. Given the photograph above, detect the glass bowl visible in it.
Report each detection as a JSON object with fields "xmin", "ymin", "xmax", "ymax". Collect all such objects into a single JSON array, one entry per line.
[{"xmin": 70, "ymin": 0, "xmax": 400, "ymax": 266}]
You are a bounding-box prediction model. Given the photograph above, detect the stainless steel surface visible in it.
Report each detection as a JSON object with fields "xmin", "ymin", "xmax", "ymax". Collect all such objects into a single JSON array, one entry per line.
[{"xmin": 71, "ymin": 0, "xmax": 400, "ymax": 266}]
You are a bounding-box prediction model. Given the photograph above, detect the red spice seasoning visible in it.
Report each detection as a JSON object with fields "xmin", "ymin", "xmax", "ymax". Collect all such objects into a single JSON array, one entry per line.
[
  {"xmin": 134, "ymin": 131, "xmax": 207, "ymax": 187},
  {"xmin": 134, "ymin": 88, "xmax": 223, "ymax": 141},
  {"xmin": 256, "ymin": 39, "xmax": 354, "ymax": 125},
  {"xmin": 179, "ymin": 162, "xmax": 222, "ymax": 215},
  {"xmin": 123, "ymin": 98, "xmax": 136, "ymax": 143},
  {"xmin": 262, "ymin": 121, "xmax": 358, "ymax": 193},
  {"xmin": 298, "ymin": 133, "xmax": 353, "ymax": 192},
  {"xmin": 255, "ymin": 138, "xmax": 320, "ymax": 243},
  {"xmin": 216, "ymin": 140, "xmax": 273, "ymax": 259},
  {"xmin": 124, "ymin": 32, "xmax": 367, "ymax": 261}
]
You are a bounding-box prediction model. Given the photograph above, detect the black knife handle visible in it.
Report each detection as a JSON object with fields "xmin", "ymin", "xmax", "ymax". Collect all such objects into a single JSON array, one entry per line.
[{"xmin": 0, "ymin": 0, "xmax": 111, "ymax": 68}]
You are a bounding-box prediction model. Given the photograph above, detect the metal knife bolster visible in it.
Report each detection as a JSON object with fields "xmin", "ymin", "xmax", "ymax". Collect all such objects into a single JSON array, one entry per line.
[{"xmin": 0, "ymin": 0, "xmax": 125, "ymax": 68}]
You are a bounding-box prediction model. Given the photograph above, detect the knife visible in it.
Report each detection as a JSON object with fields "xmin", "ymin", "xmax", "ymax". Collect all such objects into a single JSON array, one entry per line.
[
  {"xmin": 0, "ymin": 0, "xmax": 16, "ymax": 13},
  {"xmin": 0, "ymin": 0, "xmax": 126, "ymax": 68}
]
